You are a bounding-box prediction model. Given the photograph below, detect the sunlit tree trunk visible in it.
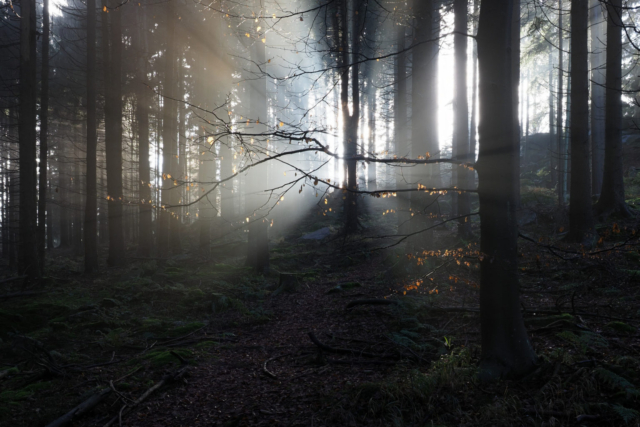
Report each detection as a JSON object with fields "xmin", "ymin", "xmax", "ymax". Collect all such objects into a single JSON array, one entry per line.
[
  {"xmin": 159, "ymin": 2, "xmax": 181, "ymax": 255},
  {"xmin": 395, "ymin": 17, "xmax": 409, "ymax": 234},
  {"xmin": 453, "ymin": 0, "xmax": 471, "ymax": 239},
  {"xmin": 18, "ymin": 0, "xmax": 40, "ymax": 277},
  {"xmin": 512, "ymin": 0, "xmax": 521, "ymax": 207},
  {"xmin": 38, "ymin": 0, "xmax": 51, "ymax": 271},
  {"xmin": 596, "ymin": 0, "xmax": 630, "ymax": 217},
  {"xmin": 409, "ymin": 0, "xmax": 438, "ymax": 249},
  {"xmin": 568, "ymin": 0, "xmax": 594, "ymax": 243},
  {"xmin": 590, "ymin": 0, "xmax": 605, "ymax": 196},
  {"xmin": 548, "ymin": 45, "xmax": 555, "ymax": 189},
  {"xmin": 85, "ymin": 0, "xmax": 99, "ymax": 272},
  {"xmin": 476, "ymin": 0, "xmax": 536, "ymax": 380}
]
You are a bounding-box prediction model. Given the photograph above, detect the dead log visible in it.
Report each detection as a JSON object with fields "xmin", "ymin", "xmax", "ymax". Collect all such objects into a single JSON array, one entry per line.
[{"xmin": 45, "ymin": 388, "xmax": 112, "ymax": 427}]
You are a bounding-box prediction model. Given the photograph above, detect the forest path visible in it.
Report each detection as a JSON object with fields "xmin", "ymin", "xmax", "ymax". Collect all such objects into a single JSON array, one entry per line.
[{"xmin": 124, "ymin": 238, "xmax": 399, "ymax": 426}]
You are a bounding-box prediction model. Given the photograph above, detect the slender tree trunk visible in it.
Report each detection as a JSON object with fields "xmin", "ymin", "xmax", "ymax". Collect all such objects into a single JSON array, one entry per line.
[
  {"xmin": 590, "ymin": 0, "xmax": 605, "ymax": 196},
  {"xmin": 18, "ymin": 0, "xmax": 40, "ymax": 277},
  {"xmin": 548, "ymin": 45, "xmax": 555, "ymax": 188},
  {"xmin": 85, "ymin": 0, "xmax": 99, "ymax": 272},
  {"xmin": 38, "ymin": 0, "xmax": 50, "ymax": 271},
  {"xmin": 454, "ymin": 0, "xmax": 471, "ymax": 239},
  {"xmin": 469, "ymin": 0, "xmax": 479, "ymax": 164},
  {"xmin": 512, "ymin": 0, "xmax": 521, "ymax": 207},
  {"xmin": 159, "ymin": 2, "xmax": 181, "ymax": 255},
  {"xmin": 395, "ymin": 18, "xmax": 410, "ymax": 233},
  {"xmin": 568, "ymin": 0, "xmax": 594, "ymax": 243},
  {"xmin": 596, "ymin": 0, "xmax": 630, "ymax": 217},
  {"xmin": 135, "ymin": 6, "xmax": 152, "ymax": 257},
  {"xmin": 476, "ymin": 0, "xmax": 536, "ymax": 380},
  {"xmin": 557, "ymin": 0, "xmax": 565, "ymax": 205},
  {"xmin": 409, "ymin": 0, "xmax": 438, "ymax": 249}
]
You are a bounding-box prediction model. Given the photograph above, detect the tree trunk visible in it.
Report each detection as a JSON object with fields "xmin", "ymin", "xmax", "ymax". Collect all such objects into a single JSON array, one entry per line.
[
  {"xmin": 18, "ymin": 0, "xmax": 40, "ymax": 278},
  {"xmin": 453, "ymin": 0, "xmax": 471, "ymax": 239},
  {"xmin": 395, "ymin": 19, "xmax": 410, "ymax": 234},
  {"xmin": 596, "ymin": 0, "xmax": 630, "ymax": 217},
  {"xmin": 557, "ymin": 0, "xmax": 565, "ymax": 206},
  {"xmin": 246, "ymin": 219, "xmax": 269, "ymax": 274},
  {"xmin": 512, "ymin": 0, "xmax": 521, "ymax": 207},
  {"xmin": 135, "ymin": 6, "xmax": 152, "ymax": 258},
  {"xmin": 409, "ymin": 0, "xmax": 438, "ymax": 249},
  {"xmin": 38, "ymin": 0, "xmax": 50, "ymax": 271},
  {"xmin": 548, "ymin": 45, "xmax": 555, "ymax": 189},
  {"xmin": 84, "ymin": 0, "xmax": 99, "ymax": 273},
  {"xmin": 476, "ymin": 0, "xmax": 536, "ymax": 380},
  {"xmin": 568, "ymin": 0, "xmax": 594, "ymax": 243},
  {"xmin": 590, "ymin": 0, "xmax": 605, "ymax": 196},
  {"xmin": 103, "ymin": 0, "xmax": 126, "ymax": 266},
  {"xmin": 159, "ymin": 2, "xmax": 181, "ymax": 255}
]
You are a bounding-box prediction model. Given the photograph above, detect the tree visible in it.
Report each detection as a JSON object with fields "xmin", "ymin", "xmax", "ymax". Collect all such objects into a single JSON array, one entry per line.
[
  {"xmin": 18, "ymin": 0, "xmax": 40, "ymax": 278},
  {"xmin": 595, "ymin": 0, "xmax": 631, "ymax": 218},
  {"xmin": 590, "ymin": 0, "xmax": 606, "ymax": 196},
  {"xmin": 557, "ymin": 0, "xmax": 565, "ymax": 205},
  {"xmin": 38, "ymin": 0, "xmax": 51, "ymax": 271},
  {"xmin": 85, "ymin": 0, "xmax": 99, "ymax": 273},
  {"xmin": 476, "ymin": 0, "xmax": 536, "ymax": 379},
  {"xmin": 102, "ymin": 0, "xmax": 126, "ymax": 266},
  {"xmin": 135, "ymin": 3, "xmax": 152, "ymax": 258},
  {"xmin": 568, "ymin": 0, "xmax": 594, "ymax": 243},
  {"xmin": 453, "ymin": 0, "xmax": 471, "ymax": 239}
]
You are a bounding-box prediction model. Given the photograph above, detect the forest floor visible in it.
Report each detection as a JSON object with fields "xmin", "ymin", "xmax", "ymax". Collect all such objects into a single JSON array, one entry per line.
[{"xmin": 1, "ymin": 188, "xmax": 640, "ymax": 426}]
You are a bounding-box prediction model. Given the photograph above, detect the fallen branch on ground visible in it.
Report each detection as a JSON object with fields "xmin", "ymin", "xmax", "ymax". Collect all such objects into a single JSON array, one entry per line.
[
  {"xmin": 103, "ymin": 365, "xmax": 190, "ymax": 427},
  {"xmin": 45, "ymin": 388, "xmax": 112, "ymax": 427}
]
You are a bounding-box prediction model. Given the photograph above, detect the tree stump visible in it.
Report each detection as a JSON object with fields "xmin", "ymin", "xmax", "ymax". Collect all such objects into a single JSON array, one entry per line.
[{"xmin": 246, "ymin": 219, "xmax": 269, "ymax": 274}]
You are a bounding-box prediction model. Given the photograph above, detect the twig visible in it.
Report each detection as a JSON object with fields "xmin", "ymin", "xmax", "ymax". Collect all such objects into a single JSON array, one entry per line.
[{"xmin": 102, "ymin": 365, "xmax": 189, "ymax": 427}]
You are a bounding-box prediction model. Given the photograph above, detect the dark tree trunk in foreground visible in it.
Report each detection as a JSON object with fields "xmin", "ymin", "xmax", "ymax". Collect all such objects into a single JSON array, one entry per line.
[
  {"xmin": 596, "ymin": 0, "xmax": 630, "ymax": 218},
  {"xmin": 135, "ymin": 6, "xmax": 152, "ymax": 257},
  {"xmin": 556, "ymin": 0, "xmax": 565, "ymax": 205},
  {"xmin": 511, "ymin": 0, "xmax": 521, "ymax": 206},
  {"xmin": 568, "ymin": 0, "xmax": 594, "ymax": 243},
  {"xmin": 18, "ymin": 0, "xmax": 40, "ymax": 278},
  {"xmin": 103, "ymin": 0, "xmax": 126, "ymax": 266},
  {"xmin": 340, "ymin": 0, "xmax": 360, "ymax": 234},
  {"xmin": 476, "ymin": 0, "xmax": 536, "ymax": 380},
  {"xmin": 84, "ymin": 0, "xmax": 99, "ymax": 273},
  {"xmin": 38, "ymin": 0, "xmax": 50, "ymax": 271},
  {"xmin": 453, "ymin": 0, "xmax": 471, "ymax": 239},
  {"xmin": 590, "ymin": 0, "xmax": 605, "ymax": 196}
]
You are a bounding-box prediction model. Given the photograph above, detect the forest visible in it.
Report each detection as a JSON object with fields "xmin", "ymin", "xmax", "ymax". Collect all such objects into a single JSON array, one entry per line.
[{"xmin": 1, "ymin": 0, "xmax": 640, "ymax": 425}]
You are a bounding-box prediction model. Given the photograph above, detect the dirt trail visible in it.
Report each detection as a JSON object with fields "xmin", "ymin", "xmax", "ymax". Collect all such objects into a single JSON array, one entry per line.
[{"xmin": 124, "ymin": 254, "xmax": 395, "ymax": 427}]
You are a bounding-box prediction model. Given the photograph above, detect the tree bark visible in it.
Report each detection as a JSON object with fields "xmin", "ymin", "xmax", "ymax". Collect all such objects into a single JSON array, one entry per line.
[
  {"xmin": 103, "ymin": 0, "xmax": 126, "ymax": 266},
  {"xmin": 557, "ymin": 0, "xmax": 565, "ymax": 206},
  {"xmin": 84, "ymin": 0, "xmax": 99, "ymax": 273},
  {"xmin": 476, "ymin": 0, "xmax": 536, "ymax": 380},
  {"xmin": 568, "ymin": 0, "xmax": 594, "ymax": 243},
  {"xmin": 18, "ymin": 0, "xmax": 40, "ymax": 278},
  {"xmin": 590, "ymin": 0, "xmax": 605, "ymax": 196},
  {"xmin": 135, "ymin": 5, "xmax": 152, "ymax": 257},
  {"xmin": 38, "ymin": 0, "xmax": 50, "ymax": 271},
  {"xmin": 453, "ymin": 0, "xmax": 471, "ymax": 239},
  {"xmin": 395, "ymin": 17, "xmax": 410, "ymax": 234},
  {"xmin": 595, "ymin": 0, "xmax": 630, "ymax": 218}
]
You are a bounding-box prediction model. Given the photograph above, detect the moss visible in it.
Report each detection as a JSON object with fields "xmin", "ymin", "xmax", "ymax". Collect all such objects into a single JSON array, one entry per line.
[
  {"xmin": 143, "ymin": 349, "xmax": 193, "ymax": 366},
  {"xmin": 169, "ymin": 321, "xmax": 205, "ymax": 336},
  {"xmin": 195, "ymin": 340, "xmax": 218, "ymax": 349},
  {"xmin": 606, "ymin": 321, "xmax": 637, "ymax": 334}
]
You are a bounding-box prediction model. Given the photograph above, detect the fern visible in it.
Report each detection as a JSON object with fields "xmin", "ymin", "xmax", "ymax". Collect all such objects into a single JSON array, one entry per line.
[
  {"xmin": 594, "ymin": 368, "xmax": 640, "ymax": 398},
  {"xmin": 612, "ymin": 404, "xmax": 639, "ymax": 425}
]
